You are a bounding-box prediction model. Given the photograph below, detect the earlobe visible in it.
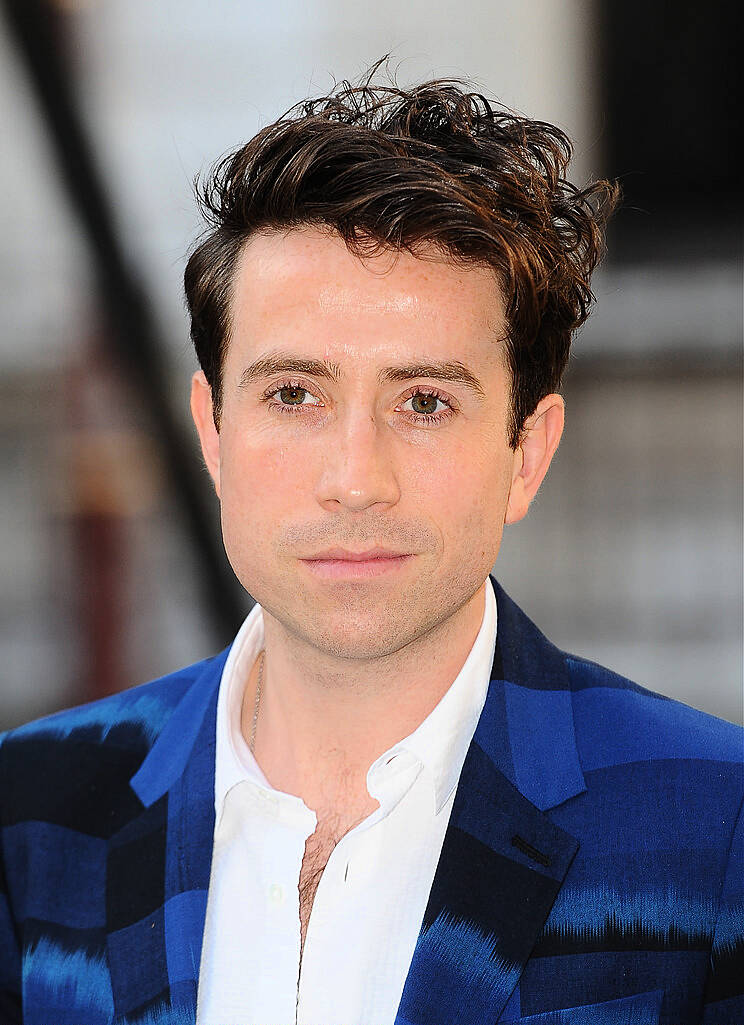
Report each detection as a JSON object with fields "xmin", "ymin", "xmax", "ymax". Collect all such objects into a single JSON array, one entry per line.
[
  {"xmin": 190, "ymin": 371, "xmax": 221, "ymax": 497},
  {"xmin": 504, "ymin": 394, "xmax": 564, "ymax": 525}
]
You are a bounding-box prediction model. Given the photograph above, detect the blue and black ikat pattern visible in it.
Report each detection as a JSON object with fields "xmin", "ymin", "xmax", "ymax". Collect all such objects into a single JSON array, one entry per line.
[{"xmin": 1, "ymin": 578, "xmax": 742, "ymax": 1024}]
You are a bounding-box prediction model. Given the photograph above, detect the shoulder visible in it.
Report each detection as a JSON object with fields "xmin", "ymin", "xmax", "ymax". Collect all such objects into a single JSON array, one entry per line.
[
  {"xmin": 0, "ymin": 653, "xmax": 224, "ymax": 835},
  {"xmin": 1, "ymin": 653, "xmax": 220, "ymax": 754},
  {"xmin": 563, "ymin": 652, "xmax": 743, "ymax": 858},
  {"xmin": 565, "ymin": 651, "xmax": 743, "ymax": 770},
  {"xmin": 493, "ymin": 577, "xmax": 742, "ymax": 770}
]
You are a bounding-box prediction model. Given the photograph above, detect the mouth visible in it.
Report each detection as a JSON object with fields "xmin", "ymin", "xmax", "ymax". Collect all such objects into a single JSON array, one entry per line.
[
  {"xmin": 305, "ymin": 546, "xmax": 410, "ymax": 561},
  {"xmin": 299, "ymin": 548, "xmax": 413, "ymax": 579}
]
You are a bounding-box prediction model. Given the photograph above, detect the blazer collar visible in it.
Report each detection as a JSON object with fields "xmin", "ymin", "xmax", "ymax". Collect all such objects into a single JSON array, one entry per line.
[
  {"xmin": 478, "ymin": 577, "xmax": 586, "ymax": 811},
  {"xmin": 394, "ymin": 578, "xmax": 586, "ymax": 1025},
  {"xmin": 129, "ymin": 649, "xmax": 229, "ymax": 808}
]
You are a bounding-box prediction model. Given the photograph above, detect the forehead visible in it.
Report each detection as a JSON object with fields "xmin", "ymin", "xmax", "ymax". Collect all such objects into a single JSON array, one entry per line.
[{"xmin": 228, "ymin": 227, "xmax": 506, "ymax": 366}]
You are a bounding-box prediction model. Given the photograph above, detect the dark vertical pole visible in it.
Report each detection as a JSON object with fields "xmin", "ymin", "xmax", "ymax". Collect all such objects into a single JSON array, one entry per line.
[{"xmin": 2, "ymin": 0, "xmax": 247, "ymax": 646}]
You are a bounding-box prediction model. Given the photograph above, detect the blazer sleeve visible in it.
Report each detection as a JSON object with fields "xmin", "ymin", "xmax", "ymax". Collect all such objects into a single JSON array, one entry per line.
[
  {"xmin": 701, "ymin": 790, "xmax": 744, "ymax": 1024},
  {"xmin": 0, "ymin": 733, "xmax": 23, "ymax": 1022}
]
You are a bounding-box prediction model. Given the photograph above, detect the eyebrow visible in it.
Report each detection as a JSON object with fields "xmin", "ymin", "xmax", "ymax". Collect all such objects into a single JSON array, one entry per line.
[{"xmin": 239, "ymin": 353, "xmax": 486, "ymax": 398}]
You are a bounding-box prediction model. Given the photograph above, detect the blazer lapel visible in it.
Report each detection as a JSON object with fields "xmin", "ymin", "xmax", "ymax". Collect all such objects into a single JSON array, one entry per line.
[
  {"xmin": 105, "ymin": 650, "xmax": 228, "ymax": 1024},
  {"xmin": 395, "ymin": 579, "xmax": 586, "ymax": 1025}
]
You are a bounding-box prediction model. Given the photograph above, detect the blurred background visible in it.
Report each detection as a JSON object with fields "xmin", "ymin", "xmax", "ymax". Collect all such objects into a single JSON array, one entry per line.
[{"xmin": 1, "ymin": 0, "xmax": 741, "ymax": 730}]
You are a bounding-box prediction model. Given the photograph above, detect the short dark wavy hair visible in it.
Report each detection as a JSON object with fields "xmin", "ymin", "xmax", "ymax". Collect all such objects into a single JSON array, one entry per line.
[{"xmin": 185, "ymin": 61, "xmax": 619, "ymax": 447}]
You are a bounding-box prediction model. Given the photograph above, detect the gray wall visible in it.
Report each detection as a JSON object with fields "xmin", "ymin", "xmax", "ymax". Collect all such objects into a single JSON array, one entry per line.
[{"xmin": 1, "ymin": 1, "xmax": 741, "ymax": 728}]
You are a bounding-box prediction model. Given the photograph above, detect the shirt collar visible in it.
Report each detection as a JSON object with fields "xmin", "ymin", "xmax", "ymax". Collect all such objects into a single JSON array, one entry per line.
[
  {"xmin": 214, "ymin": 600, "xmax": 270, "ymax": 816},
  {"xmin": 366, "ymin": 577, "xmax": 497, "ymax": 813},
  {"xmin": 213, "ymin": 578, "xmax": 497, "ymax": 818}
]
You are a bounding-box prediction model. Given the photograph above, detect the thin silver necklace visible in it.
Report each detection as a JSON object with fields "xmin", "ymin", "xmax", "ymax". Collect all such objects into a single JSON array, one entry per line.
[{"xmin": 249, "ymin": 649, "xmax": 265, "ymax": 754}]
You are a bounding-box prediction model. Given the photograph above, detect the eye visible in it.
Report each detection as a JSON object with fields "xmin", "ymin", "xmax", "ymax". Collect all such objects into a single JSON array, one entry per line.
[
  {"xmin": 262, "ymin": 381, "xmax": 324, "ymax": 414},
  {"xmin": 398, "ymin": 388, "xmax": 455, "ymax": 425}
]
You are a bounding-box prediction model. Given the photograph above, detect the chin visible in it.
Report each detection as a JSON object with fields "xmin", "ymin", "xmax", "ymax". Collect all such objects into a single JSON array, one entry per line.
[
  {"xmin": 296, "ymin": 608, "xmax": 418, "ymax": 661},
  {"xmin": 256, "ymin": 586, "xmax": 426, "ymax": 661}
]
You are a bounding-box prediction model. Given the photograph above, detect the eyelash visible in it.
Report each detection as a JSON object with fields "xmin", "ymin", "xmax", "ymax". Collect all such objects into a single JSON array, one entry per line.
[{"xmin": 260, "ymin": 380, "xmax": 456, "ymax": 426}]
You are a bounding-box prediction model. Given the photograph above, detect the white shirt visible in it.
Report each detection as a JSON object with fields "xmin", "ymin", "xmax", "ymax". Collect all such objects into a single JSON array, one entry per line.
[{"xmin": 196, "ymin": 578, "xmax": 498, "ymax": 1025}]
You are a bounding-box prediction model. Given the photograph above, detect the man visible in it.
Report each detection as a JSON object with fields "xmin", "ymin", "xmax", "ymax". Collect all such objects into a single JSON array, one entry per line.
[{"xmin": 1, "ymin": 71, "xmax": 742, "ymax": 1025}]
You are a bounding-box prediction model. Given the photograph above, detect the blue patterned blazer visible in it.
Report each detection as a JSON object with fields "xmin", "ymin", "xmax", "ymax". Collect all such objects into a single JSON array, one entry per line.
[{"xmin": 1, "ymin": 578, "xmax": 742, "ymax": 1024}]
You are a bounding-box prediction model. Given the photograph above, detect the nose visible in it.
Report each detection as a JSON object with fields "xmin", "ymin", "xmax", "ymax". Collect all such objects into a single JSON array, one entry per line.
[{"xmin": 314, "ymin": 411, "xmax": 401, "ymax": 512}]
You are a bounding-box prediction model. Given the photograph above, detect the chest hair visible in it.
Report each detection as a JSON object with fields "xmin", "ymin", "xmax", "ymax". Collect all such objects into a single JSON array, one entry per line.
[
  {"xmin": 298, "ymin": 823, "xmax": 338, "ymax": 953},
  {"xmin": 297, "ymin": 799, "xmax": 376, "ymax": 954}
]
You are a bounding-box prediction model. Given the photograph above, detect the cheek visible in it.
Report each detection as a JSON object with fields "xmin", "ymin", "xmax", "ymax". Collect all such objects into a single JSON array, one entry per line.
[
  {"xmin": 410, "ymin": 434, "xmax": 512, "ymax": 509},
  {"xmin": 218, "ymin": 435, "xmax": 301, "ymax": 544},
  {"xmin": 223, "ymin": 431, "xmax": 294, "ymax": 491},
  {"xmin": 407, "ymin": 438, "xmax": 513, "ymax": 554}
]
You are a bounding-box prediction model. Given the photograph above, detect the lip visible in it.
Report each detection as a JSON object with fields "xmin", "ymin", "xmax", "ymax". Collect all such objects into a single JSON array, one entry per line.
[
  {"xmin": 303, "ymin": 546, "xmax": 410, "ymax": 562},
  {"xmin": 300, "ymin": 548, "xmax": 412, "ymax": 579}
]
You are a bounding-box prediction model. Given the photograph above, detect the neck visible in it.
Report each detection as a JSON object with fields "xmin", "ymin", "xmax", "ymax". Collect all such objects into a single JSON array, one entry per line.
[{"xmin": 242, "ymin": 582, "xmax": 487, "ymax": 813}]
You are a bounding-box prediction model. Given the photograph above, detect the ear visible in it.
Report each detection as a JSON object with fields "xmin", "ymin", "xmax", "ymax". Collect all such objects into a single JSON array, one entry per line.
[
  {"xmin": 505, "ymin": 393, "xmax": 564, "ymax": 525},
  {"xmin": 190, "ymin": 370, "xmax": 221, "ymax": 497}
]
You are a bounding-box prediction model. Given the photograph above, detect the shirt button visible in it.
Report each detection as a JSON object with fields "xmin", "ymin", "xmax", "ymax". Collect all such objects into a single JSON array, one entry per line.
[{"xmin": 269, "ymin": 883, "xmax": 284, "ymax": 904}]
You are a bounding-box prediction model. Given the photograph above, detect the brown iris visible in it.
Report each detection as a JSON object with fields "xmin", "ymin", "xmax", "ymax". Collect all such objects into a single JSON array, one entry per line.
[
  {"xmin": 410, "ymin": 393, "xmax": 438, "ymax": 414},
  {"xmin": 280, "ymin": 386, "xmax": 306, "ymax": 405}
]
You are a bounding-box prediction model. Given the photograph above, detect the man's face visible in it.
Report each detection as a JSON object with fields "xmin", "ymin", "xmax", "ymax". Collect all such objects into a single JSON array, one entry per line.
[{"xmin": 193, "ymin": 227, "xmax": 534, "ymax": 661}]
